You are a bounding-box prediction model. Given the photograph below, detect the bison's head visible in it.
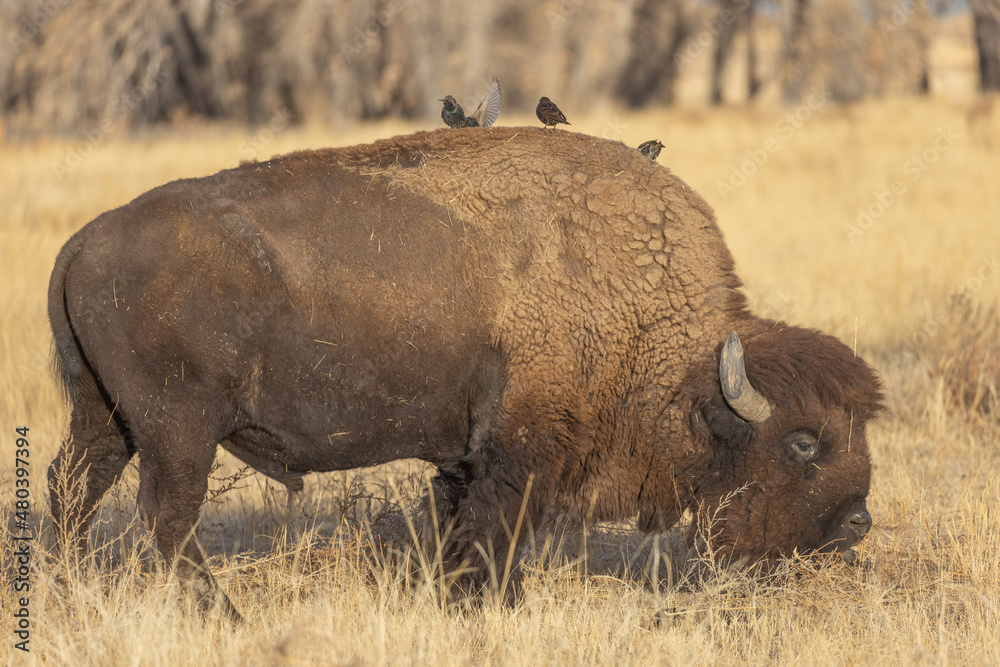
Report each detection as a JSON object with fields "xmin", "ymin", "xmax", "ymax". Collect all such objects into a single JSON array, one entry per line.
[{"xmin": 687, "ymin": 326, "xmax": 884, "ymax": 567}]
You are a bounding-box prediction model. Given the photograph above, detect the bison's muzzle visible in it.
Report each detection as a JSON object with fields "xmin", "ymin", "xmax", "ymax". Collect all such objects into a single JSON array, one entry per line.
[{"xmin": 818, "ymin": 501, "xmax": 874, "ymax": 564}]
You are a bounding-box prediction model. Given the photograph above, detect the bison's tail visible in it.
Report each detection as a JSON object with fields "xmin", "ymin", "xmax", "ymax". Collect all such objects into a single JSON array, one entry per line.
[{"xmin": 48, "ymin": 232, "xmax": 88, "ymax": 402}]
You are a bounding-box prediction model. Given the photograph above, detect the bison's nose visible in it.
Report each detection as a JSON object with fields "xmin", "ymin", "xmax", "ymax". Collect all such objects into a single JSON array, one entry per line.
[{"xmin": 848, "ymin": 510, "xmax": 872, "ymax": 537}]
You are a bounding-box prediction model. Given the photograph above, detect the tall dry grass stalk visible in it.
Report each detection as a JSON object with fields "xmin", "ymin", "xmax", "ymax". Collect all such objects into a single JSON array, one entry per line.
[
  {"xmin": 1, "ymin": 98, "xmax": 999, "ymax": 664},
  {"xmin": 922, "ymin": 300, "xmax": 999, "ymax": 421}
]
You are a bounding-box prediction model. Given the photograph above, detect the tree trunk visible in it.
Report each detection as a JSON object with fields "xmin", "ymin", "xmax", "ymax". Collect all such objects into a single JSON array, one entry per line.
[
  {"xmin": 617, "ymin": 0, "xmax": 689, "ymax": 107},
  {"xmin": 710, "ymin": 0, "xmax": 744, "ymax": 105},
  {"xmin": 746, "ymin": 0, "xmax": 761, "ymax": 100},
  {"xmin": 972, "ymin": 0, "xmax": 1000, "ymax": 92},
  {"xmin": 918, "ymin": 43, "xmax": 930, "ymax": 95},
  {"xmin": 782, "ymin": 0, "xmax": 810, "ymax": 103}
]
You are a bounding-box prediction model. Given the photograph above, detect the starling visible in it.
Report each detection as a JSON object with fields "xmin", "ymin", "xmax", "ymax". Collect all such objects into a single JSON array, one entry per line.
[
  {"xmin": 465, "ymin": 78, "xmax": 502, "ymax": 128},
  {"xmin": 638, "ymin": 139, "xmax": 665, "ymax": 161},
  {"xmin": 536, "ymin": 97, "xmax": 570, "ymax": 129},
  {"xmin": 438, "ymin": 95, "xmax": 468, "ymax": 129},
  {"xmin": 439, "ymin": 78, "xmax": 503, "ymax": 129}
]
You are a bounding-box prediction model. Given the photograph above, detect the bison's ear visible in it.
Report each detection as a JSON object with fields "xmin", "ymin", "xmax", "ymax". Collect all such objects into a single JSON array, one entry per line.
[
  {"xmin": 688, "ymin": 377, "xmax": 751, "ymax": 449},
  {"xmin": 719, "ymin": 332, "xmax": 772, "ymax": 423},
  {"xmin": 697, "ymin": 393, "xmax": 752, "ymax": 448}
]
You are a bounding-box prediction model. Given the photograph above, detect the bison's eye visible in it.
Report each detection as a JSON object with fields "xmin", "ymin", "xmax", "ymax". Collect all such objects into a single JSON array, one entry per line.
[{"xmin": 784, "ymin": 431, "xmax": 819, "ymax": 462}]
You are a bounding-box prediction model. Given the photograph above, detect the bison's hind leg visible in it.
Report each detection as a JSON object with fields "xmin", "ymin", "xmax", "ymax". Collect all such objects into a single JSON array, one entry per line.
[
  {"xmin": 48, "ymin": 372, "xmax": 134, "ymax": 559},
  {"xmin": 136, "ymin": 430, "xmax": 242, "ymax": 622}
]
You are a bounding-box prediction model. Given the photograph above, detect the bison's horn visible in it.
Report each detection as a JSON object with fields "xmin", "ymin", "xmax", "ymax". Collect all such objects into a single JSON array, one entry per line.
[{"xmin": 718, "ymin": 332, "xmax": 772, "ymax": 423}]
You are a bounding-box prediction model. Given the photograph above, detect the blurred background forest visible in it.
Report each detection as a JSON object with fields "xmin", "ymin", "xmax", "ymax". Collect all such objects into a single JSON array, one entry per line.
[{"xmin": 0, "ymin": 0, "xmax": 997, "ymax": 135}]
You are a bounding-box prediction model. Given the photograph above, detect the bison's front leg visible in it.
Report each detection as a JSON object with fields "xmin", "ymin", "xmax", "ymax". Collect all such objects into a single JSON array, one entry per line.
[
  {"xmin": 447, "ymin": 476, "xmax": 537, "ymax": 604},
  {"xmin": 420, "ymin": 461, "xmax": 469, "ymax": 539},
  {"xmin": 446, "ymin": 424, "xmax": 558, "ymax": 605},
  {"xmin": 136, "ymin": 441, "xmax": 242, "ymax": 622}
]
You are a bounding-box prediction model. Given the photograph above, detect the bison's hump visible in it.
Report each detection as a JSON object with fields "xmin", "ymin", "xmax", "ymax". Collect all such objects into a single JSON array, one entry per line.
[{"xmin": 273, "ymin": 127, "xmax": 739, "ymax": 299}]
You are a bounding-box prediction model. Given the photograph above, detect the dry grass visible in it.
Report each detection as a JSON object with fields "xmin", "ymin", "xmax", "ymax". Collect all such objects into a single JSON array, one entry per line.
[
  {"xmin": 2, "ymin": 98, "xmax": 1000, "ymax": 664},
  {"xmin": 919, "ymin": 300, "xmax": 1000, "ymax": 421}
]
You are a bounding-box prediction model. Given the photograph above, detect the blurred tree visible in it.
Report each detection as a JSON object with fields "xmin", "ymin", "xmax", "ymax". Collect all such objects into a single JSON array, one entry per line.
[
  {"xmin": 871, "ymin": 0, "xmax": 935, "ymax": 96},
  {"xmin": 710, "ymin": 0, "xmax": 746, "ymax": 105},
  {"xmin": 777, "ymin": 0, "xmax": 934, "ymax": 102},
  {"xmin": 617, "ymin": 0, "xmax": 689, "ymax": 107},
  {"xmin": 0, "ymin": 0, "xmax": 988, "ymax": 131},
  {"xmin": 781, "ymin": 0, "xmax": 810, "ymax": 102},
  {"xmin": 746, "ymin": 0, "xmax": 762, "ymax": 99},
  {"xmin": 971, "ymin": 0, "xmax": 1000, "ymax": 91},
  {"xmin": 709, "ymin": 0, "xmax": 763, "ymax": 104}
]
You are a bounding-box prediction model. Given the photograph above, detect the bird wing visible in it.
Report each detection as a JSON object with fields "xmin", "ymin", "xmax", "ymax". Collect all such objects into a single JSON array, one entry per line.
[{"xmin": 470, "ymin": 78, "xmax": 502, "ymax": 128}]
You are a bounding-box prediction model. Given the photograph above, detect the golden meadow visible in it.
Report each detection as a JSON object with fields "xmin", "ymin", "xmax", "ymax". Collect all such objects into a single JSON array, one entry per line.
[{"xmin": 1, "ymin": 95, "xmax": 999, "ymax": 664}]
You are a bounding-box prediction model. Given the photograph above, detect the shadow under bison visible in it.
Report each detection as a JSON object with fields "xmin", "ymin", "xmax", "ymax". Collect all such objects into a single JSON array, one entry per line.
[{"xmin": 48, "ymin": 127, "xmax": 883, "ymax": 620}]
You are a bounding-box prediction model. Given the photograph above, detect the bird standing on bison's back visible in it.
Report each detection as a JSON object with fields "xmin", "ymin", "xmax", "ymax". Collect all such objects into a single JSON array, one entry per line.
[
  {"xmin": 536, "ymin": 97, "xmax": 570, "ymax": 129},
  {"xmin": 638, "ymin": 139, "xmax": 665, "ymax": 161},
  {"xmin": 438, "ymin": 95, "xmax": 465, "ymax": 127},
  {"xmin": 438, "ymin": 96, "xmax": 468, "ymax": 129},
  {"xmin": 439, "ymin": 78, "xmax": 502, "ymax": 129}
]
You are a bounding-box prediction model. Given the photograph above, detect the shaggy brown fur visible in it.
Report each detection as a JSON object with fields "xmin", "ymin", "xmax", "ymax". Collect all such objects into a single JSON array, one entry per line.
[{"xmin": 48, "ymin": 127, "xmax": 883, "ymax": 619}]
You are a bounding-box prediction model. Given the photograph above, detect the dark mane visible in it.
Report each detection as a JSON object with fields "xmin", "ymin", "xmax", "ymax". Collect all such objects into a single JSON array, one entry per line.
[{"xmin": 740, "ymin": 322, "xmax": 885, "ymax": 421}]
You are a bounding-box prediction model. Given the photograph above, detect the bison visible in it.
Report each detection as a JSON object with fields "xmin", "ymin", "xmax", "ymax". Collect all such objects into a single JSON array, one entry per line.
[{"xmin": 48, "ymin": 127, "xmax": 883, "ymax": 620}]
